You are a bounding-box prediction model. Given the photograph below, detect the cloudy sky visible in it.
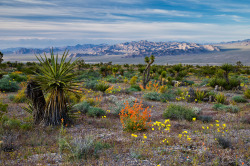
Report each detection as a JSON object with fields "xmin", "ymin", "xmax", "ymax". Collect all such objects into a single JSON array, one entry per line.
[{"xmin": 0, "ymin": 0, "xmax": 250, "ymax": 49}]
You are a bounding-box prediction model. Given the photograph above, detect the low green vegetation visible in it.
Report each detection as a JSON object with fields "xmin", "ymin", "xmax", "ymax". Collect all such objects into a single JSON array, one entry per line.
[
  {"xmin": 163, "ymin": 104, "xmax": 197, "ymax": 121},
  {"xmin": 0, "ymin": 58, "xmax": 249, "ymax": 165}
]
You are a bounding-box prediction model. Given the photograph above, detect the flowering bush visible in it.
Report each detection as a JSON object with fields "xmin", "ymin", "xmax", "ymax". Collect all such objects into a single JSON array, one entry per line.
[{"xmin": 119, "ymin": 100, "xmax": 151, "ymax": 131}]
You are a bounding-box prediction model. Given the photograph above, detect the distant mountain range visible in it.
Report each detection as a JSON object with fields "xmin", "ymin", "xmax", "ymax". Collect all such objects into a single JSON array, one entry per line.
[
  {"xmin": 4, "ymin": 39, "xmax": 245, "ymax": 58},
  {"xmin": 219, "ymin": 39, "xmax": 250, "ymax": 46}
]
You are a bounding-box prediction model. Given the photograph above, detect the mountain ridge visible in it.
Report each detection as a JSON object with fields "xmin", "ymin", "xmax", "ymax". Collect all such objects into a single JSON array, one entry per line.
[{"xmin": 1, "ymin": 40, "xmax": 221, "ymax": 57}]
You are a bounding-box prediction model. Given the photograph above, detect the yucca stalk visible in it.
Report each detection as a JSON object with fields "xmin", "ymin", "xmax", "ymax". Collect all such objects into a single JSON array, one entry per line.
[{"xmin": 35, "ymin": 50, "xmax": 78, "ymax": 126}]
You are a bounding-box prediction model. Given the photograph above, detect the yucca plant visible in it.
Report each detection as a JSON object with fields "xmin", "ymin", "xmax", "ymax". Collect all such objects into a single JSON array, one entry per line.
[{"xmin": 35, "ymin": 50, "xmax": 78, "ymax": 126}]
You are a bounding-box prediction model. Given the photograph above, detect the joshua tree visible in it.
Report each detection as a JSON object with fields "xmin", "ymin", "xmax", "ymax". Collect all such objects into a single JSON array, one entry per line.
[
  {"xmin": 142, "ymin": 55, "xmax": 155, "ymax": 89},
  {"xmin": 0, "ymin": 51, "xmax": 3, "ymax": 64},
  {"xmin": 76, "ymin": 59, "xmax": 85, "ymax": 71},
  {"xmin": 221, "ymin": 63, "xmax": 233, "ymax": 84},
  {"xmin": 35, "ymin": 50, "xmax": 78, "ymax": 126}
]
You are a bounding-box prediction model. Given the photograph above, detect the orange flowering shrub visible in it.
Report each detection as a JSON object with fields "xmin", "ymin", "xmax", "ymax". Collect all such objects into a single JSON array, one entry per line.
[
  {"xmin": 119, "ymin": 100, "xmax": 151, "ymax": 131},
  {"xmin": 140, "ymin": 80, "xmax": 160, "ymax": 91}
]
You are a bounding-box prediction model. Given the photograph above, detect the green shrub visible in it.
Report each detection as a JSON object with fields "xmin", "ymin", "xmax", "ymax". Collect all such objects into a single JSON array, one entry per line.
[
  {"xmin": 109, "ymin": 96, "xmax": 136, "ymax": 115},
  {"xmin": 225, "ymin": 105, "xmax": 240, "ymax": 113},
  {"xmin": 244, "ymin": 89, "xmax": 250, "ymax": 99},
  {"xmin": 73, "ymin": 101, "xmax": 90, "ymax": 114},
  {"xmin": 20, "ymin": 123, "xmax": 33, "ymax": 130},
  {"xmin": 9, "ymin": 73, "xmax": 27, "ymax": 83},
  {"xmin": 232, "ymin": 96, "xmax": 248, "ymax": 103},
  {"xmin": 3, "ymin": 118, "xmax": 21, "ymax": 129},
  {"xmin": 200, "ymin": 78, "xmax": 209, "ymax": 86},
  {"xmin": 208, "ymin": 77, "xmax": 240, "ymax": 90},
  {"xmin": 143, "ymin": 92, "xmax": 175, "ymax": 102},
  {"xmin": 0, "ymin": 102, "xmax": 8, "ymax": 121},
  {"xmin": 76, "ymin": 70, "xmax": 101, "ymax": 81},
  {"xmin": 13, "ymin": 89, "xmax": 27, "ymax": 103},
  {"xmin": 198, "ymin": 115, "xmax": 213, "ymax": 123},
  {"xmin": 215, "ymin": 93, "xmax": 227, "ymax": 104},
  {"xmin": 183, "ymin": 80, "xmax": 194, "ymax": 85},
  {"xmin": 106, "ymin": 75, "xmax": 120, "ymax": 83},
  {"xmin": 143, "ymin": 92, "xmax": 161, "ymax": 101},
  {"xmin": 129, "ymin": 76, "xmax": 138, "ymax": 85},
  {"xmin": 213, "ymin": 103, "xmax": 227, "ymax": 110},
  {"xmin": 195, "ymin": 89, "xmax": 207, "ymax": 102},
  {"xmin": 96, "ymin": 83, "xmax": 110, "ymax": 93},
  {"xmin": 84, "ymin": 80, "xmax": 98, "ymax": 90},
  {"xmin": 0, "ymin": 76, "xmax": 19, "ymax": 92},
  {"xmin": 163, "ymin": 104, "xmax": 197, "ymax": 121},
  {"xmin": 160, "ymin": 93, "xmax": 175, "ymax": 102},
  {"xmin": 87, "ymin": 107, "xmax": 106, "ymax": 117},
  {"xmin": 8, "ymin": 95, "xmax": 15, "ymax": 101},
  {"xmin": 129, "ymin": 84, "xmax": 141, "ymax": 91},
  {"xmin": 71, "ymin": 135, "xmax": 110, "ymax": 159}
]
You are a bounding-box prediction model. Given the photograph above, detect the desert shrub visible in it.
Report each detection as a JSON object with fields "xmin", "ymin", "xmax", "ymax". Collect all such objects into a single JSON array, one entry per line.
[
  {"xmin": 8, "ymin": 95, "xmax": 15, "ymax": 101},
  {"xmin": 232, "ymin": 95, "xmax": 247, "ymax": 103},
  {"xmin": 174, "ymin": 88, "xmax": 183, "ymax": 96},
  {"xmin": 183, "ymin": 80, "xmax": 194, "ymax": 85},
  {"xmin": 67, "ymin": 92, "xmax": 80, "ymax": 105},
  {"xmin": 176, "ymin": 70, "xmax": 187, "ymax": 81},
  {"xmin": 76, "ymin": 70, "xmax": 101, "ymax": 81},
  {"xmin": 0, "ymin": 76, "xmax": 19, "ymax": 92},
  {"xmin": 244, "ymin": 89, "xmax": 250, "ymax": 99},
  {"xmin": 109, "ymin": 96, "xmax": 136, "ymax": 115},
  {"xmin": 143, "ymin": 92, "xmax": 161, "ymax": 101},
  {"xmin": 129, "ymin": 84, "xmax": 141, "ymax": 91},
  {"xmin": 200, "ymin": 78, "xmax": 209, "ymax": 86},
  {"xmin": 209, "ymin": 77, "xmax": 227, "ymax": 88},
  {"xmin": 163, "ymin": 104, "xmax": 197, "ymax": 121},
  {"xmin": 105, "ymin": 75, "xmax": 119, "ymax": 83},
  {"xmin": 2, "ymin": 118, "xmax": 21, "ymax": 130},
  {"xmin": 13, "ymin": 89, "xmax": 27, "ymax": 103},
  {"xmin": 192, "ymin": 107, "xmax": 202, "ymax": 115},
  {"xmin": 195, "ymin": 89, "xmax": 207, "ymax": 102},
  {"xmin": 213, "ymin": 103, "xmax": 227, "ymax": 110},
  {"xmin": 72, "ymin": 136, "xmax": 109, "ymax": 159},
  {"xmin": 225, "ymin": 105, "xmax": 239, "ymax": 113},
  {"xmin": 160, "ymin": 93, "xmax": 175, "ymax": 102},
  {"xmin": 159, "ymin": 85, "xmax": 168, "ymax": 93},
  {"xmin": 96, "ymin": 82, "xmax": 110, "ymax": 93},
  {"xmin": 216, "ymin": 136, "xmax": 232, "ymax": 149},
  {"xmin": 198, "ymin": 115, "xmax": 213, "ymax": 123},
  {"xmin": 123, "ymin": 77, "xmax": 128, "ymax": 84},
  {"xmin": 130, "ymin": 76, "xmax": 138, "ymax": 85},
  {"xmin": 208, "ymin": 77, "xmax": 240, "ymax": 90},
  {"xmin": 86, "ymin": 98, "xmax": 96, "ymax": 106},
  {"xmin": 119, "ymin": 101, "xmax": 151, "ymax": 131},
  {"xmin": 0, "ymin": 102, "xmax": 8, "ymax": 121},
  {"xmin": 215, "ymin": 93, "xmax": 227, "ymax": 104},
  {"xmin": 143, "ymin": 91, "xmax": 175, "ymax": 102},
  {"xmin": 207, "ymin": 90, "xmax": 216, "ymax": 97},
  {"xmin": 84, "ymin": 80, "xmax": 98, "ymax": 90},
  {"xmin": 87, "ymin": 107, "xmax": 106, "ymax": 117},
  {"xmin": 9, "ymin": 72, "xmax": 27, "ymax": 83},
  {"xmin": 73, "ymin": 101, "xmax": 90, "ymax": 114},
  {"xmin": 20, "ymin": 123, "xmax": 33, "ymax": 131}
]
